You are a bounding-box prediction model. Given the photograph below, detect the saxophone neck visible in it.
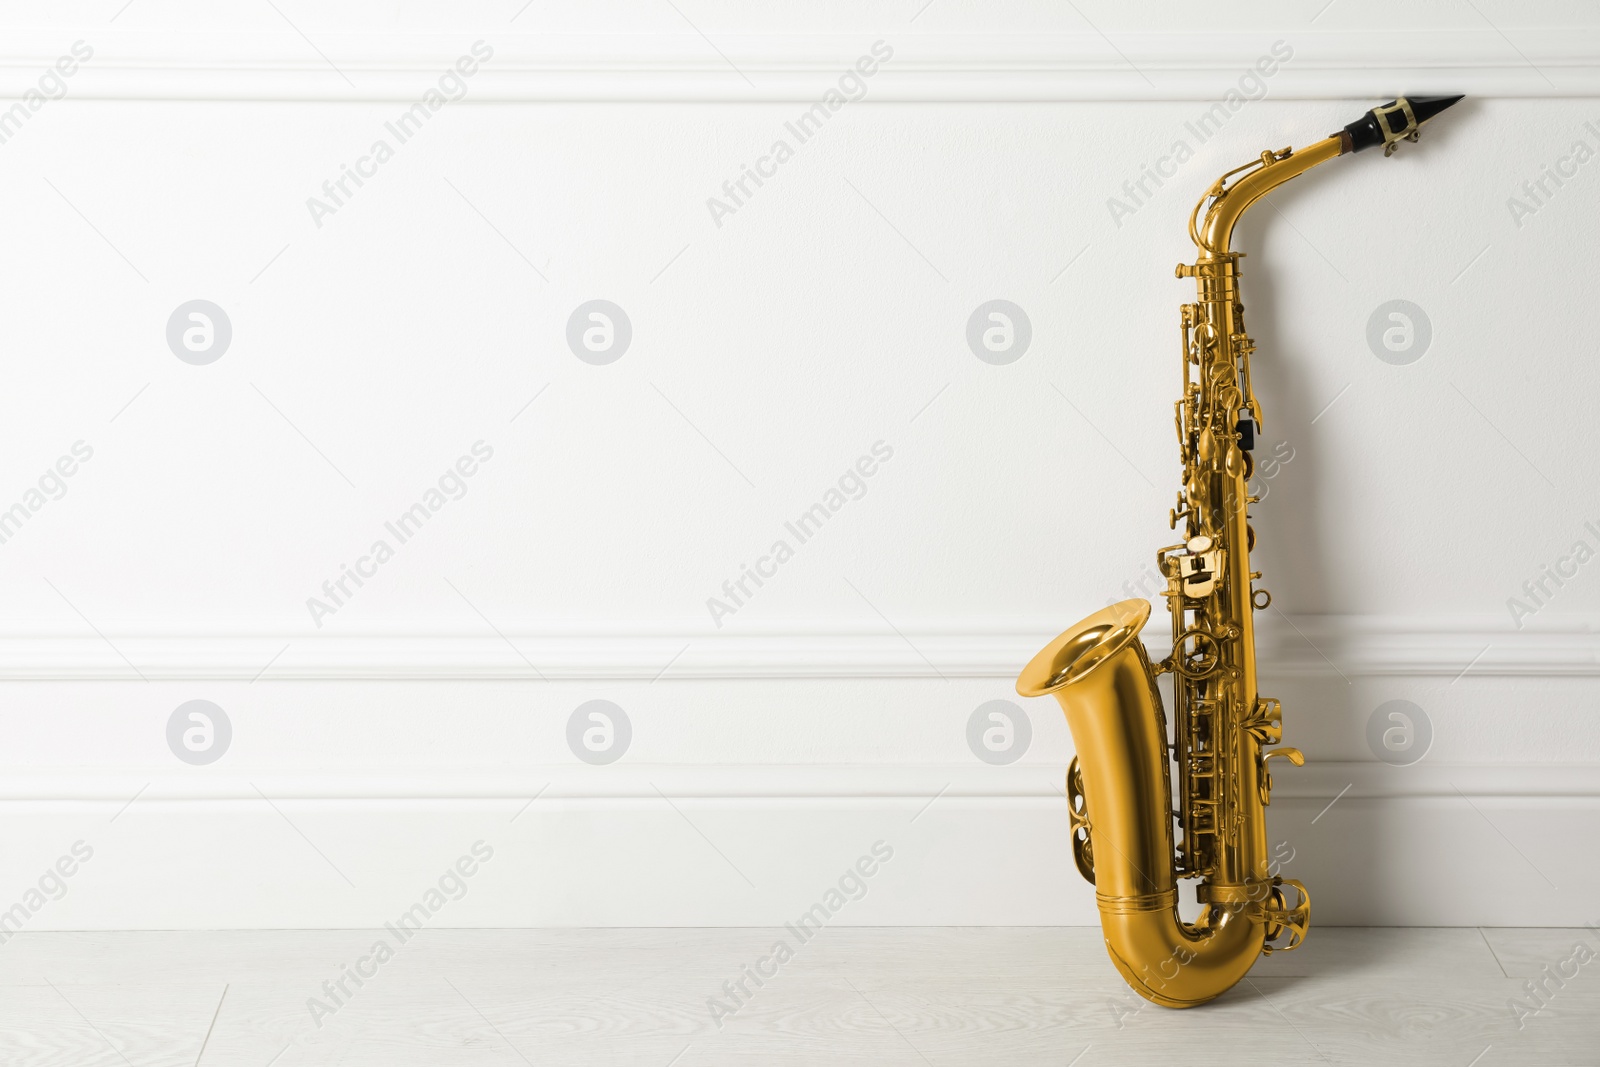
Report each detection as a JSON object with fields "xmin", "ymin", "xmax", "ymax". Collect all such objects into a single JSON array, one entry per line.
[
  {"xmin": 1192, "ymin": 136, "xmax": 1345, "ymax": 256},
  {"xmin": 1190, "ymin": 94, "xmax": 1464, "ymax": 257}
]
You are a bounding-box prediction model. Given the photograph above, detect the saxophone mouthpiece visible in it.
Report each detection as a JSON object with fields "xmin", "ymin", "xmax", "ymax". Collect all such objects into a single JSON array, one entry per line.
[{"xmin": 1341, "ymin": 94, "xmax": 1464, "ymax": 156}]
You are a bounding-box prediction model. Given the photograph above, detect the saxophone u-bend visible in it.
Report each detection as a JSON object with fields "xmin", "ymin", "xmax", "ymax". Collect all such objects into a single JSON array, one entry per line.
[{"xmin": 1018, "ymin": 96, "xmax": 1462, "ymax": 1008}]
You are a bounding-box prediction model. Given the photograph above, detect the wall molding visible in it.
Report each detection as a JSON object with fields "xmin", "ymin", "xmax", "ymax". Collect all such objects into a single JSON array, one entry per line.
[
  {"xmin": 0, "ymin": 616, "xmax": 1594, "ymax": 680},
  {"xmin": 7, "ymin": 761, "xmax": 1594, "ymax": 927},
  {"xmin": 5, "ymin": 761, "xmax": 1597, "ymax": 806},
  {"xmin": 3, "ymin": 29, "xmax": 1600, "ymax": 101}
]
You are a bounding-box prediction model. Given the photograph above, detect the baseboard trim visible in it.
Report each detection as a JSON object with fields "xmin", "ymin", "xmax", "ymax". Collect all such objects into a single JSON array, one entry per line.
[{"xmin": 4, "ymin": 764, "xmax": 1593, "ymax": 928}]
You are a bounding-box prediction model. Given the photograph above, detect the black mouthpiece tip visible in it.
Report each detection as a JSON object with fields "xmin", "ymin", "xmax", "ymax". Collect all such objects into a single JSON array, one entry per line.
[
  {"xmin": 1408, "ymin": 94, "xmax": 1466, "ymax": 121},
  {"xmin": 1343, "ymin": 94, "xmax": 1464, "ymax": 154}
]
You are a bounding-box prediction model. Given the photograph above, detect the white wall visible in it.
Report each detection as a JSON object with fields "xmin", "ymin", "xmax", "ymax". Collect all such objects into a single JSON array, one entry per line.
[{"xmin": 0, "ymin": 1, "xmax": 1597, "ymax": 928}]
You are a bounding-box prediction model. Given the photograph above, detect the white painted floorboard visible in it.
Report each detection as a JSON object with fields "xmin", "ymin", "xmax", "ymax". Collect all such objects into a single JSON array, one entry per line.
[{"xmin": 2, "ymin": 927, "xmax": 1597, "ymax": 1066}]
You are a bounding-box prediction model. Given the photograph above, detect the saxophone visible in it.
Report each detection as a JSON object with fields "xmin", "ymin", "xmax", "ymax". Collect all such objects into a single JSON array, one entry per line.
[{"xmin": 1017, "ymin": 96, "xmax": 1462, "ymax": 1007}]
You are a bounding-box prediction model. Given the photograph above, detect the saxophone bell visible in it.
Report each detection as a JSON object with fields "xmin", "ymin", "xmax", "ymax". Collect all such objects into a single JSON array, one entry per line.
[{"xmin": 1019, "ymin": 598, "xmax": 1278, "ymax": 1008}]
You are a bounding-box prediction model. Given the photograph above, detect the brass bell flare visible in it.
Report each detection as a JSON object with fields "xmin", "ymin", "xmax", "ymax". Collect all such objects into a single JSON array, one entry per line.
[{"xmin": 1018, "ymin": 599, "xmax": 1151, "ymax": 698}]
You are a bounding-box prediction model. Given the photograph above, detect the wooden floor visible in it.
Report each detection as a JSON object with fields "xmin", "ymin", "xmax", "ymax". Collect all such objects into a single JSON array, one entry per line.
[{"xmin": 2, "ymin": 927, "xmax": 1596, "ymax": 1066}]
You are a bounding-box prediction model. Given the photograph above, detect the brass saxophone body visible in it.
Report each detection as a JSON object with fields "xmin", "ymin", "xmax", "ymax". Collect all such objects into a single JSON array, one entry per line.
[{"xmin": 1018, "ymin": 96, "xmax": 1461, "ymax": 1007}]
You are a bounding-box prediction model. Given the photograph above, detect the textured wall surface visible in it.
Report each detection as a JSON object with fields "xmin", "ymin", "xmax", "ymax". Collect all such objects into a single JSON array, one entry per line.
[{"xmin": 0, "ymin": 1, "xmax": 1595, "ymax": 927}]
